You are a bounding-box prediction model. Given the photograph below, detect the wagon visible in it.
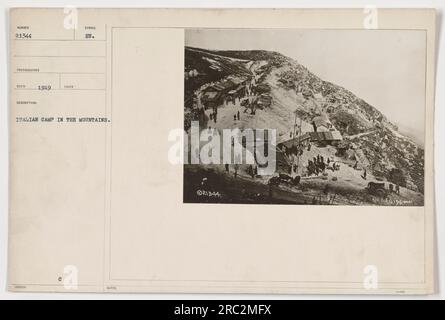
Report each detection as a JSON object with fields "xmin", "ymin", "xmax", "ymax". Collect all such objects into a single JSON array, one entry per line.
[{"xmin": 366, "ymin": 181, "xmax": 389, "ymax": 198}]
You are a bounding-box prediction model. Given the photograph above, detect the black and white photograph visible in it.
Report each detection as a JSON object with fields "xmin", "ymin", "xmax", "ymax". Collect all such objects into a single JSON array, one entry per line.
[{"xmin": 183, "ymin": 28, "xmax": 426, "ymax": 206}]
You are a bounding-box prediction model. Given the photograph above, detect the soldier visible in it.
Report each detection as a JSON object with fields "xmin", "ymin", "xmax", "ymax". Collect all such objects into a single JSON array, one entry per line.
[
  {"xmin": 320, "ymin": 161, "xmax": 326, "ymax": 172},
  {"xmin": 307, "ymin": 160, "xmax": 313, "ymax": 176},
  {"xmin": 249, "ymin": 165, "xmax": 255, "ymax": 178}
]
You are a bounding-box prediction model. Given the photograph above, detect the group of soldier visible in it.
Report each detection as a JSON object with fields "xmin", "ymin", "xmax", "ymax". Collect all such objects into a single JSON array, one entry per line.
[{"xmin": 307, "ymin": 154, "xmax": 339, "ymax": 176}]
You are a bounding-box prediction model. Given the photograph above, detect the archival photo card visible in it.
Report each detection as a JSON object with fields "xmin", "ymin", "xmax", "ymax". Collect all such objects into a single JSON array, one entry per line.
[{"xmin": 7, "ymin": 8, "xmax": 436, "ymax": 295}]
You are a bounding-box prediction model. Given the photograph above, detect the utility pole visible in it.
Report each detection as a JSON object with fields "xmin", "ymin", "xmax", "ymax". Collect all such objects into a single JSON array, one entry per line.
[
  {"xmin": 296, "ymin": 117, "xmax": 302, "ymax": 175},
  {"xmin": 291, "ymin": 109, "xmax": 298, "ymax": 148},
  {"xmin": 291, "ymin": 109, "xmax": 299, "ymax": 176},
  {"xmin": 291, "ymin": 88, "xmax": 301, "ymax": 176}
]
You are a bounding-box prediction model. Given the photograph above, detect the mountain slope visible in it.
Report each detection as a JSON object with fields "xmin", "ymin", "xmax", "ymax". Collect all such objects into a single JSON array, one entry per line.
[{"xmin": 184, "ymin": 47, "xmax": 424, "ymax": 195}]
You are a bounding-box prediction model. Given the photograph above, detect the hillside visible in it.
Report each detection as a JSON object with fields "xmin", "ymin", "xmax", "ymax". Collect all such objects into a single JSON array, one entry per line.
[{"xmin": 184, "ymin": 46, "xmax": 425, "ymax": 204}]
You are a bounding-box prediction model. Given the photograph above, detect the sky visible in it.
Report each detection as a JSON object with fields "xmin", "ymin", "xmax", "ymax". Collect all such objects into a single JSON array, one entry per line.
[{"xmin": 186, "ymin": 29, "xmax": 426, "ymax": 145}]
